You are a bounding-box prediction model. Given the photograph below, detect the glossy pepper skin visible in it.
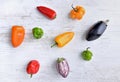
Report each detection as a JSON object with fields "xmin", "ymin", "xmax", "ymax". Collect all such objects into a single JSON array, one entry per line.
[
  {"xmin": 37, "ymin": 6, "xmax": 56, "ymax": 19},
  {"xmin": 32, "ymin": 27, "xmax": 44, "ymax": 39},
  {"xmin": 86, "ymin": 20, "xmax": 109, "ymax": 41},
  {"xmin": 56, "ymin": 58, "xmax": 69, "ymax": 78},
  {"xmin": 11, "ymin": 26, "xmax": 25, "ymax": 47},
  {"xmin": 51, "ymin": 32, "xmax": 74, "ymax": 48},
  {"xmin": 70, "ymin": 5, "xmax": 85, "ymax": 20},
  {"xmin": 81, "ymin": 47, "xmax": 93, "ymax": 61},
  {"xmin": 26, "ymin": 60, "xmax": 40, "ymax": 78}
]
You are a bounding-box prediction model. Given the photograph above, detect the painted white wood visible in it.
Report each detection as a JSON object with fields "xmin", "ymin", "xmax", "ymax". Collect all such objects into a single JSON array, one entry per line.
[{"xmin": 0, "ymin": 0, "xmax": 120, "ymax": 82}]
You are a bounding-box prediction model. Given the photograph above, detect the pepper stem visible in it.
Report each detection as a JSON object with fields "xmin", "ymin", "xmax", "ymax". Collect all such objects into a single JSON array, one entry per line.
[
  {"xmin": 30, "ymin": 74, "xmax": 33, "ymax": 78},
  {"xmin": 71, "ymin": 4, "xmax": 77, "ymax": 12},
  {"xmin": 51, "ymin": 42, "xmax": 57, "ymax": 48},
  {"xmin": 86, "ymin": 47, "xmax": 90, "ymax": 51},
  {"xmin": 57, "ymin": 58, "xmax": 65, "ymax": 63}
]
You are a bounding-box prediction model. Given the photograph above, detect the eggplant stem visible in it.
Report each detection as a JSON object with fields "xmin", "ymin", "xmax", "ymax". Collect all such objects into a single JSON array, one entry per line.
[
  {"xmin": 57, "ymin": 58, "xmax": 64, "ymax": 63},
  {"xmin": 104, "ymin": 19, "xmax": 109, "ymax": 24}
]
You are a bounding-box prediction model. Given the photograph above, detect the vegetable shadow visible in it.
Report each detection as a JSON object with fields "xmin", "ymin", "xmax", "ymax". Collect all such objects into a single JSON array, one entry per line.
[{"xmin": 51, "ymin": 59, "xmax": 60, "ymax": 78}]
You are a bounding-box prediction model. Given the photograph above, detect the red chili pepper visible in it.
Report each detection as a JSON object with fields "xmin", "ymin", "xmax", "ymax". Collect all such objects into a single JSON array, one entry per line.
[
  {"xmin": 37, "ymin": 6, "xmax": 56, "ymax": 19},
  {"xmin": 26, "ymin": 60, "xmax": 40, "ymax": 78}
]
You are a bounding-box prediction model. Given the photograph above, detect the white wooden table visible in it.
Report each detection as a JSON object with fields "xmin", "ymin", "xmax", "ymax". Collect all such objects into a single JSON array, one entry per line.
[{"xmin": 0, "ymin": 0, "xmax": 120, "ymax": 82}]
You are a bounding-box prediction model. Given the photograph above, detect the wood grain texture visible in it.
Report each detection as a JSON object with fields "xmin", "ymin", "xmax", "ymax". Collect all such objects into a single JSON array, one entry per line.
[{"xmin": 0, "ymin": 0, "xmax": 120, "ymax": 82}]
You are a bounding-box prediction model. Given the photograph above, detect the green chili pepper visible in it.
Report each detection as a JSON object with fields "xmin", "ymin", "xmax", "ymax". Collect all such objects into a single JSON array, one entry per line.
[
  {"xmin": 81, "ymin": 47, "xmax": 93, "ymax": 61},
  {"xmin": 32, "ymin": 27, "xmax": 44, "ymax": 39}
]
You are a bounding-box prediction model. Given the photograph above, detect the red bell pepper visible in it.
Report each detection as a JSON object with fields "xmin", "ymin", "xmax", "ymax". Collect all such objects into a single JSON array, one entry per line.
[
  {"xmin": 26, "ymin": 60, "xmax": 40, "ymax": 78},
  {"xmin": 37, "ymin": 6, "xmax": 56, "ymax": 19}
]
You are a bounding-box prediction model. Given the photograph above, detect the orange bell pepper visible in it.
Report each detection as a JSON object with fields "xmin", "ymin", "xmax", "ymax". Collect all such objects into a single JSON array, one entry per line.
[
  {"xmin": 11, "ymin": 26, "xmax": 25, "ymax": 47},
  {"xmin": 51, "ymin": 32, "xmax": 74, "ymax": 48},
  {"xmin": 70, "ymin": 4, "xmax": 85, "ymax": 20}
]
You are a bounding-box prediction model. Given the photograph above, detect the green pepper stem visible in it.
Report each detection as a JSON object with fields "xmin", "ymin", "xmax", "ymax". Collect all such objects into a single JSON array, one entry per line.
[
  {"xmin": 30, "ymin": 74, "xmax": 33, "ymax": 78},
  {"xmin": 51, "ymin": 42, "xmax": 57, "ymax": 48},
  {"xmin": 71, "ymin": 4, "xmax": 78, "ymax": 12},
  {"xmin": 86, "ymin": 47, "xmax": 90, "ymax": 51}
]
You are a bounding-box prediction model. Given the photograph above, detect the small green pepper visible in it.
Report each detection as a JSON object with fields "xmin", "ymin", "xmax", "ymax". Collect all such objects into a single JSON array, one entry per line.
[
  {"xmin": 81, "ymin": 47, "xmax": 93, "ymax": 61},
  {"xmin": 32, "ymin": 27, "xmax": 44, "ymax": 39}
]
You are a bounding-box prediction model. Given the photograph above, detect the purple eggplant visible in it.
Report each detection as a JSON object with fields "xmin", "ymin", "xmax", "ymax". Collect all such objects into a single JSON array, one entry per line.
[
  {"xmin": 56, "ymin": 58, "xmax": 69, "ymax": 78},
  {"xmin": 86, "ymin": 20, "xmax": 109, "ymax": 41}
]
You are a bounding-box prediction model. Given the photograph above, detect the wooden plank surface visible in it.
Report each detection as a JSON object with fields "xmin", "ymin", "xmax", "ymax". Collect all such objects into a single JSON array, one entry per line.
[{"xmin": 0, "ymin": 0, "xmax": 120, "ymax": 82}]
